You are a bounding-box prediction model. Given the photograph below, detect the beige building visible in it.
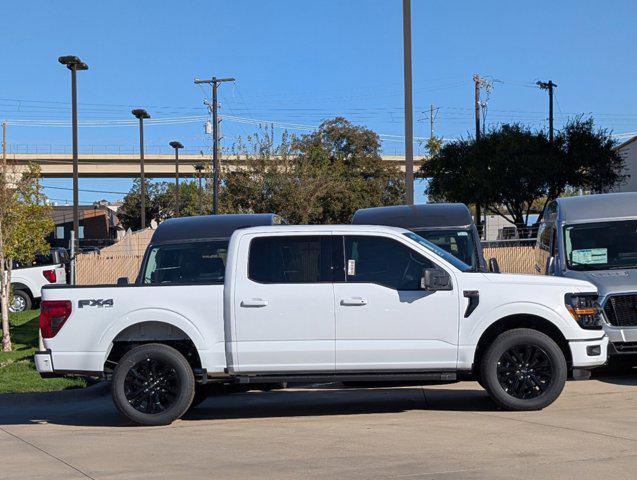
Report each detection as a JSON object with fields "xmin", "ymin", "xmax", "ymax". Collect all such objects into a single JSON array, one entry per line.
[{"xmin": 615, "ymin": 136, "xmax": 637, "ymax": 192}]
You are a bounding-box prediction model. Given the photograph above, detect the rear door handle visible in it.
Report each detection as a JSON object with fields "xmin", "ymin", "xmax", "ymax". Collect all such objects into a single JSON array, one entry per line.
[
  {"xmin": 241, "ymin": 298, "xmax": 268, "ymax": 308},
  {"xmin": 340, "ymin": 297, "xmax": 368, "ymax": 306}
]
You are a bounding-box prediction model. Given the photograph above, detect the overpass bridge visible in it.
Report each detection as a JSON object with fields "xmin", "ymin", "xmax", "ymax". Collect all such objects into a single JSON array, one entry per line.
[{"xmin": 7, "ymin": 153, "xmax": 416, "ymax": 178}]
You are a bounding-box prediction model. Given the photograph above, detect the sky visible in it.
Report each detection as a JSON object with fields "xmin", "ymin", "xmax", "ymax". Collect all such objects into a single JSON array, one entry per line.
[{"xmin": 1, "ymin": 0, "xmax": 636, "ymax": 205}]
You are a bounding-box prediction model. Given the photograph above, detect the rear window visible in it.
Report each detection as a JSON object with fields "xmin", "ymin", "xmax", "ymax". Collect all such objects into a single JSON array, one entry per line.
[
  {"xmin": 13, "ymin": 252, "xmax": 57, "ymax": 269},
  {"xmin": 248, "ymin": 236, "xmax": 332, "ymax": 283},
  {"xmin": 412, "ymin": 228, "xmax": 478, "ymax": 269},
  {"xmin": 141, "ymin": 241, "xmax": 228, "ymax": 285}
]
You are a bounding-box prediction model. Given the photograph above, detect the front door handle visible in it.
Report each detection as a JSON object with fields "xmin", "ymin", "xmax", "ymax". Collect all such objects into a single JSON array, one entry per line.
[
  {"xmin": 340, "ymin": 297, "xmax": 368, "ymax": 306},
  {"xmin": 241, "ymin": 298, "xmax": 268, "ymax": 308}
]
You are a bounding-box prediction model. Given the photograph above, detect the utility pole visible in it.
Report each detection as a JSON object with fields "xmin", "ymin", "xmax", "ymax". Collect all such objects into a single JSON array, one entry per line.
[
  {"xmin": 2, "ymin": 122, "xmax": 6, "ymax": 169},
  {"xmin": 537, "ymin": 80, "xmax": 557, "ymax": 143},
  {"xmin": 429, "ymin": 105, "xmax": 438, "ymax": 140},
  {"xmin": 473, "ymin": 74, "xmax": 482, "ymax": 234},
  {"xmin": 402, "ymin": 0, "xmax": 414, "ymax": 205},
  {"xmin": 194, "ymin": 76, "xmax": 235, "ymax": 214}
]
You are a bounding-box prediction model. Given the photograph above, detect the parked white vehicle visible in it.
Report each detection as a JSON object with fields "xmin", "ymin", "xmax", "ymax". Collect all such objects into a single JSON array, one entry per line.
[
  {"xmin": 36, "ymin": 221, "xmax": 608, "ymax": 425},
  {"xmin": 9, "ymin": 251, "xmax": 67, "ymax": 313}
]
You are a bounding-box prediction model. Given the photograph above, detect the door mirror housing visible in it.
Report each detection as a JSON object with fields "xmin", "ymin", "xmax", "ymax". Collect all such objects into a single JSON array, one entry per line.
[
  {"xmin": 421, "ymin": 268, "xmax": 453, "ymax": 291},
  {"xmin": 488, "ymin": 257, "xmax": 500, "ymax": 273},
  {"xmin": 116, "ymin": 277, "xmax": 129, "ymax": 286}
]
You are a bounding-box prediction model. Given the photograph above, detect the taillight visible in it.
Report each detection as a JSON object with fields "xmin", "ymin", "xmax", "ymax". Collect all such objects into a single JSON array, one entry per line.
[
  {"xmin": 42, "ymin": 269, "xmax": 57, "ymax": 283},
  {"xmin": 40, "ymin": 300, "xmax": 72, "ymax": 339}
]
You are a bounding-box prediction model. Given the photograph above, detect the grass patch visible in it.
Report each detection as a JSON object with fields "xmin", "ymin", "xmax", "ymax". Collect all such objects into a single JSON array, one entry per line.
[{"xmin": 0, "ymin": 310, "xmax": 87, "ymax": 393}]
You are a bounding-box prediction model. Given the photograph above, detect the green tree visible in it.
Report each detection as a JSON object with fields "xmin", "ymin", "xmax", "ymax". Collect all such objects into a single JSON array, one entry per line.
[
  {"xmin": 0, "ymin": 162, "xmax": 53, "ymax": 351},
  {"xmin": 222, "ymin": 118, "xmax": 405, "ymax": 223},
  {"xmin": 421, "ymin": 118, "xmax": 626, "ymax": 228}
]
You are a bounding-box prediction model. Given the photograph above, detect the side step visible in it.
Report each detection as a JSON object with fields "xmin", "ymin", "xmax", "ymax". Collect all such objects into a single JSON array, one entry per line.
[{"xmin": 233, "ymin": 371, "xmax": 457, "ymax": 384}]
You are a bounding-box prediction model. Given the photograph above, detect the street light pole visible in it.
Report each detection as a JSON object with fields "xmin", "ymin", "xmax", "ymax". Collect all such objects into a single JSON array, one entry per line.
[
  {"xmin": 402, "ymin": 0, "xmax": 414, "ymax": 205},
  {"xmin": 58, "ymin": 55, "xmax": 88, "ymax": 285},
  {"xmin": 132, "ymin": 109, "xmax": 150, "ymax": 229},
  {"xmin": 194, "ymin": 163, "xmax": 204, "ymax": 215},
  {"xmin": 169, "ymin": 141, "xmax": 184, "ymax": 217}
]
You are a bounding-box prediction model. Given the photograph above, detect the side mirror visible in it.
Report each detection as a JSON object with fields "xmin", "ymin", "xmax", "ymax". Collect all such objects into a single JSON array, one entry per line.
[
  {"xmin": 545, "ymin": 256, "xmax": 555, "ymax": 275},
  {"xmin": 116, "ymin": 277, "xmax": 129, "ymax": 286},
  {"xmin": 488, "ymin": 257, "xmax": 500, "ymax": 273},
  {"xmin": 421, "ymin": 268, "xmax": 453, "ymax": 291}
]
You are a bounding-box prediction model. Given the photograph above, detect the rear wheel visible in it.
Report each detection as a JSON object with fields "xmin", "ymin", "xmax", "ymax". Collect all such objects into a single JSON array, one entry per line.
[
  {"xmin": 9, "ymin": 290, "xmax": 31, "ymax": 313},
  {"xmin": 481, "ymin": 328, "xmax": 567, "ymax": 411},
  {"xmin": 112, "ymin": 343, "xmax": 195, "ymax": 425}
]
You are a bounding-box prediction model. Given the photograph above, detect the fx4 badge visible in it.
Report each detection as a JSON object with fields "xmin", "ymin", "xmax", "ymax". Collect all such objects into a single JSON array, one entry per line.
[{"xmin": 78, "ymin": 299, "xmax": 114, "ymax": 308}]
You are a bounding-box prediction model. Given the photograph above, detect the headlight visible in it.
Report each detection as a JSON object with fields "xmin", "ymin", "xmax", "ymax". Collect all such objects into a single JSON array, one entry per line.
[{"xmin": 565, "ymin": 293, "xmax": 603, "ymax": 330}]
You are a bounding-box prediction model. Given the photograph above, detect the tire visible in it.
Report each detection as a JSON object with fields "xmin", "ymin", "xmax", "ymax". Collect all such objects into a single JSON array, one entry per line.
[
  {"xmin": 481, "ymin": 328, "xmax": 567, "ymax": 411},
  {"xmin": 9, "ymin": 290, "xmax": 31, "ymax": 313},
  {"xmin": 112, "ymin": 343, "xmax": 195, "ymax": 426}
]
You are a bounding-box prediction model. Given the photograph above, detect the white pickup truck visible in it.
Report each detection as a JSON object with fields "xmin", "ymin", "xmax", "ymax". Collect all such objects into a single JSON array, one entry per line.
[{"xmin": 36, "ymin": 221, "xmax": 608, "ymax": 425}]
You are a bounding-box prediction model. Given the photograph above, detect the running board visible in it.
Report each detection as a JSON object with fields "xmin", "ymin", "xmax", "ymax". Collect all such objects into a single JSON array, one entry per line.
[{"xmin": 233, "ymin": 371, "xmax": 457, "ymax": 384}]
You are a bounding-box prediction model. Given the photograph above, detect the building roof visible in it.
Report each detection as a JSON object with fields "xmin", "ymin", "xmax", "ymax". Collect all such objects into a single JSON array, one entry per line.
[
  {"xmin": 352, "ymin": 203, "xmax": 474, "ymax": 229},
  {"xmin": 556, "ymin": 193, "xmax": 637, "ymax": 222},
  {"xmin": 150, "ymin": 214, "xmax": 284, "ymax": 244},
  {"xmin": 50, "ymin": 205, "xmax": 109, "ymax": 225},
  {"xmin": 616, "ymin": 135, "xmax": 637, "ymax": 151}
]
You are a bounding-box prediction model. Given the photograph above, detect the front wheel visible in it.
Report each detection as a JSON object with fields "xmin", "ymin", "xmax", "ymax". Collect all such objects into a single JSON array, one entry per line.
[
  {"xmin": 481, "ymin": 328, "xmax": 567, "ymax": 411},
  {"xmin": 112, "ymin": 343, "xmax": 195, "ymax": 426}
]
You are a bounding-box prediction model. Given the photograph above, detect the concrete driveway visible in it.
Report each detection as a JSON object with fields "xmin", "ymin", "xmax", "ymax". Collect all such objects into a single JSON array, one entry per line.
[{"xmin": 1, "ymin": 372, "xmax": 636, "ymax": 480}]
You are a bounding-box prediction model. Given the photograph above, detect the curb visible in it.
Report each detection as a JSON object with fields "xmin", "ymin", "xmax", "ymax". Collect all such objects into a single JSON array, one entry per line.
[{"xmin": 0, "ymin": 381, "xmax": 110, "ymax": 408}]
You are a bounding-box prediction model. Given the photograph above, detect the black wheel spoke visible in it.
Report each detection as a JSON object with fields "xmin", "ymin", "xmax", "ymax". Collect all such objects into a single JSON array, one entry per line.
[
  {"xmin": 497, "ymin": 343, "xmax": 553, "ymax": 400},
  {"xmin": 124, "ymin": 356, "xmax": 181, "ymax": 415}
]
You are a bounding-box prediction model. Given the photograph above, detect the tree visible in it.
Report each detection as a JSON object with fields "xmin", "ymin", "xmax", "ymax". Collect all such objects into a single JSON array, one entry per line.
[
  {"xmin": 421, "ymin": 118, "xmax": 626, "ymax": 228},
  {"xmin": 222, "ymin": 118, "xmax": 405, "ymax": 224},
  {"xmin": 0, "ymin": 162, "xmax": 53, "ymax": 351}
]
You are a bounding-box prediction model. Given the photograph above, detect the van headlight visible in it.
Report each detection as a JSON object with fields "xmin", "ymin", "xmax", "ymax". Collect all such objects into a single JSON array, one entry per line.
[{"xmin": 565, "ymin": 293, "xmax": 603, "ymax": 330}]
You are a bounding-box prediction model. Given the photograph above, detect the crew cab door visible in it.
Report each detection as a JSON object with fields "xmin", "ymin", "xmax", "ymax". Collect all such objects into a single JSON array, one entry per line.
[
  {"xmin": 232, "ymin": 234, "xmax": 335, "ymax": 372},
  {"xmin": 334, "ymin": 234, "xmax": 459, "ymax": 371}
]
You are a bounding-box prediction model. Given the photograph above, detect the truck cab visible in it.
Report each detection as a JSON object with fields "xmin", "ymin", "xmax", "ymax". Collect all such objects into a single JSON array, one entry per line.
[
  {"xmin": 535, "ymin": 193, "xmax": 637, "ymax": 356},
  {"xmin": 352, "ymin": 203, "xmax": 496, "ymax": 272}
]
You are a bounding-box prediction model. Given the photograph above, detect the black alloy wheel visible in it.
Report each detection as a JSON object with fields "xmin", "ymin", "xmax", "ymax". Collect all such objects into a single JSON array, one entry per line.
[
  {"xmin": 112, "ymin": 343, "xmax": 195, "ymax": 425},
  {"xmin": 496, "ymin": 344, "xmax": 553, "ymax": 399},
  {"xmin": 124, "ymin": 357, "xmax": 180, "ymax": 415},
  {"xmin": 481, "ymin": 328, "xmax": 567, "ymax": 411}
]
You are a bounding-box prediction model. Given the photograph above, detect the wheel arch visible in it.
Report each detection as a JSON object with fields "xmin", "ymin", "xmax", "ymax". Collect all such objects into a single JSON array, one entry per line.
[
  {"xmin": 9, "ymin": 282, "xmax": 33, "ymax": 298},
  {"xmin": 104, "ymin": 321, "xmax": 203, "ymax": 372},
  {"xmin": 473, "ymin": 314, "xmax": 572, "ymax": 376}
]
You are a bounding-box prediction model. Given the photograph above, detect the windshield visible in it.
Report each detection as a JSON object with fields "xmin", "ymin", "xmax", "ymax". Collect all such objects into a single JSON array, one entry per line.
[
  {"xmin": 564, "ymin": 220, "xmax": 637, "ymax": 271},
  {"xmin": 403, "ymin": 232, "xmax": 472, "ymax": 272},
  {"xmin": 142, "ymin": 240, "xmax": 228, "ymax": 284},
  {"xmin": 412, "ymin": 228, "xmax": 478, "ymax": 269}
]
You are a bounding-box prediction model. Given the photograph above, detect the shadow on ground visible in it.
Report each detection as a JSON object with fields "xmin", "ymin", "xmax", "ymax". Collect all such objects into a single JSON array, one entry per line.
[
  {"xmin": 0, "ymin": 386, "xmax": 496, "ymax": 428},
  {"xmin": 1, "ymin": 369, "xmax": 636, "ymax": 429}
]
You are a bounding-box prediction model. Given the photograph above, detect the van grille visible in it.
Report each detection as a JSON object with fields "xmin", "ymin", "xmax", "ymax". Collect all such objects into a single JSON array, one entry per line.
[{"xmin": 604, "ymin": 295, "xmax": 637, "ymax": 327}]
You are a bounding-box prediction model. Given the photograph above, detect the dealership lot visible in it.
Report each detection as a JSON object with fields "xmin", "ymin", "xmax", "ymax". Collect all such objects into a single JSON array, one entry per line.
[{"xmin": 1, "ymin": 372, "xmax": 636, "ymax": 480}]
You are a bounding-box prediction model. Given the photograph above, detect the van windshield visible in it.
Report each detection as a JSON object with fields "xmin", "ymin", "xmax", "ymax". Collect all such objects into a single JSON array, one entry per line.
[
  {"xmin": 565, "ymin": 220, "xmax": 637, "ymax": 271},
  {"xmin": 412, "ymin": 228, "xmax": 478, "ymax": 269},
  {"xmin": 142, "ymin": 241, "xmax": 228, "ymax": 284},
  {"xmin": 403, "ymin": 232, "xmax": 472, "ymax": 272}
]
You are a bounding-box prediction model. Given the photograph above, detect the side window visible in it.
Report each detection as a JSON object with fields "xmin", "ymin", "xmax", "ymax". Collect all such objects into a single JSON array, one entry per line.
[
  {"xmin": 142, "ymin": 241, "xmax": 228, "ymax": 285},
  {"xmin": 249, "ymin": 236, "xmax": 332, "ymax": 284},
  {"xmin": 344, "ymin": 235, "xmax": 434, "ymax": 291}
]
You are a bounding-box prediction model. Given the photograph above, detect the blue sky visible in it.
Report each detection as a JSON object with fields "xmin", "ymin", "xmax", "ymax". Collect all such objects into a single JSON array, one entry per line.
[{"xmin": 1, "ymin": 0, "xmax": 636, "ymax": 205}]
